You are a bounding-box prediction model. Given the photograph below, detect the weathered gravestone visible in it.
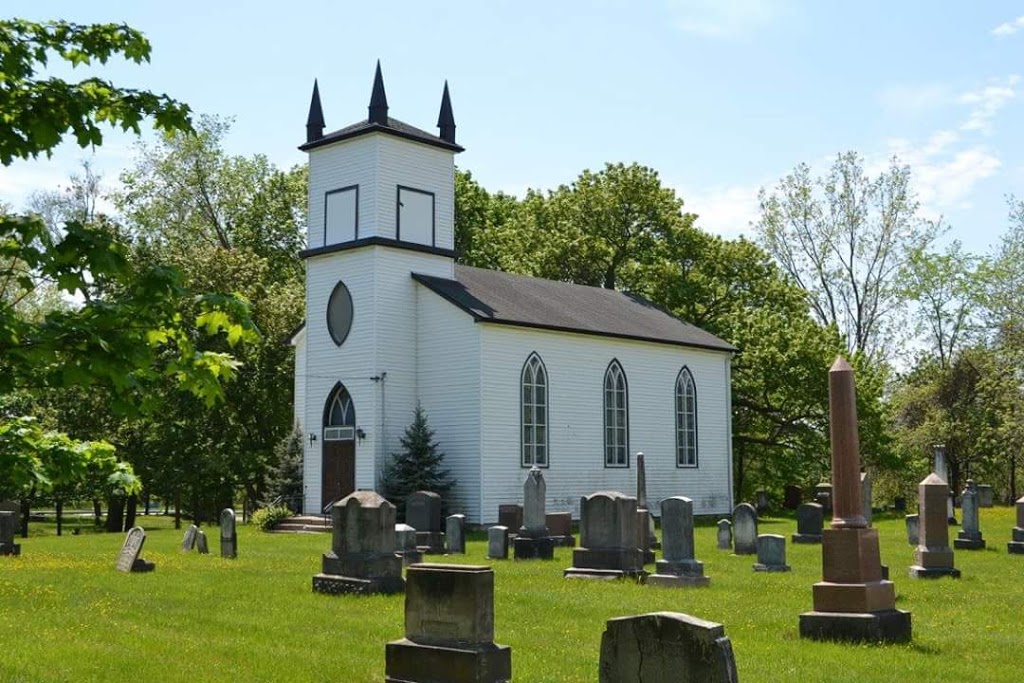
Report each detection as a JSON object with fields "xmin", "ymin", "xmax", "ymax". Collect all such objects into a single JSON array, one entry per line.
[
  {"xmin": 893, "ymin": 496, "xmax": 907, "ymax": 512},
  {"xmin": 0, "ymin": 501, "xmax": 20, "ymax": 535},
  {"xmin": 220, "ymin": 508, "xmax": 237, "ymax": 559},
  {"xmin": 716, "ymin": 519, "xmax": 732, "ymax": 550},
  {"xmin": 313, "ymin": 491, "xmax": 404, "ymax": 595},
  {"xmin": 565, "ymin": 491, "xmax": 646, "ymax": 581},
  {"xmin": 407, "ymin": 491, "xmax": 444, "ymax": 554},
  {"xmin": 909, "ymin": 473, "xmax": 960, "ymax": 579},
  {"xmin": 731, "ymin": 503, "xmax": 758, "ymax": 555},
  {"xmin": 783, "ymin": 484, "xmax": 802, "ymax": 510},
  {"xmin": 814, "ymin": 482, "xmax": 833, "ymax": 515},
  {"xmin": 977, "ymin": 484, "xmax": 994, "ymax": 508},
  {"xmin": 636, "ymin": 453, "xmax": 660, "ymax": 559},
  {"xmin": 514, "ymin": 467, "xmax": 554, "ymax": 560},
  {"xmin": 546, "ymin": 512, "xmax": 575, "ymax": 547},
  {"xmin": 385, "ymin": 564, "xmax": 512, "ymax": 683},
  {"xmin": 488, "ymin": 526, "xmax": 509, "ymax": 560},
  {"xmin": 861, "ymin": 471, "xmax": 873, "ymax": 526},
  {"xmin": 0, "ymin": 510, "xmax": 21, "ymax": 557},
  {"xmin": 181, "ymin": 524, "xmax": 198, "ymax": 552},
  {"xmin": 954, "ymin": 479, "xmax": 985, "ymax": 550},
  {"xmin": 905, "ymin": 514, "xmax": 919, "ymax": 545},
  {"xmin": 648, "ymin": 497, "xmax": 709, "ymax": 588},
  {"xmin": 195, "ymin": 530, "xmax": 209, "ymax": 554},
  {"xmin": 755, "ymin": 490, "xmax": 770, "ymax": 515},
  {"xmin": 116, "ymin": 526, "xmax": 154, "ymax": 573},
  {"xmin": 792, "ymin": 502, "xmax": 823, "ymax": 544},
  {"xmin": 598, "ymin": 612, "xmax": 738, "ymax": 683},
  {"xmin": 497, "ymin": 505, "xmax": 522, "ymax": 537},
  {"xmin": 447, "ymin": 514, "xmax": 466, "ymax": 555},
  {"xmin": 1007, "ymin": 496, "xmax": 1024, "ymax": 554},
  {"xmin": 396, "ymin": 523, "xmax": 422, "ymax": 565},
  {"xmin": 754, "ymin": 534, "xmax": 791, "ymax": 572}
]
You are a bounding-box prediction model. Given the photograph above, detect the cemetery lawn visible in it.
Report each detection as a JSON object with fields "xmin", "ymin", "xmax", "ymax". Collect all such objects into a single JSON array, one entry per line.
[{"xmin": 1, "ymin": 510, "xmax": 1022, "ymax": 682}]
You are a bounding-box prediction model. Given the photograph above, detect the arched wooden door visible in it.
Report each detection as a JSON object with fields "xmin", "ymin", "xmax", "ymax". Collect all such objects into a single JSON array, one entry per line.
[{"xmin": 322, "ymin": 384, "xmax": 356, "ymax": 509}]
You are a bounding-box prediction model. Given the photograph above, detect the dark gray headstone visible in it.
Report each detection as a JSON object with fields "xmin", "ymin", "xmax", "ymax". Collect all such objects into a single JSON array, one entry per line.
[
  {"xmin": 792, "ymin": 502, "xmax": 823, "ymax": 544},
  {"xmin": 753, "ymin": 534, "xmax": 790, "ymax": 572},
  {"xmin": 905, "ymin": 514, "xmax": 919, "ymax": 545},
  {"xmin": 731, "ymin": 503, "xmax": 758, "ymax": 555},
  {"xmin": 314, "ymin": 491, "xmax": 404, "ymax": 595},
  {"xmin": 977, "ymin": 484, "xmax": 994, "ymax": 508},
  {"xmin": 755, "ymin": 490, "xmax": 770, "ymax": 514},
  {"xmin": 181, "ymin": 524, "xmax": 198, "ymax": 552},
  {"xmin": 0, "ymin": 501, "xmax": 20, "ymax": 535},
  {"xmin": 599, "ymin": 612, "xmax": 738, "ymax": 683},
  {"xmin": 0, "ymin": 510, "xmax": 21, "ymax": 556},
  {"xmin": 649, "ymin": 497, "xmax": 708, "ymax": 588},
  {"xmin": 716, "ymin": 519, "xmax": 731, "ymax": 550},
  {"xmin": 498, "ymin": 504, "xmax": 523, "ymax": 533},
  {"xmin": 488, "ymin": 525, "xmax": 509, "ymax": 559},
  {"xmin": 407, "ymin": 491, "xmax": 442, "ymax": 533},
  {"xmin": 196, "ymin": 530, "xmax": 209, "ymax": 554},
  {"xmin": 395, "ymin": 523, "xmax": 422, "ymax": 566},
  {"xmin": 220, "ymin": 508, "xmax": 237, "ymax": 559},
  {"xmin": 783, "ymin": 485, "xmax": 802, "ymax": 510},
  {"xmin": 955, "ymin": 479, "xmax": 985, "ymax": 550},
  {"xmin": 446, "ymin": 514, "xmax": 466, "ymax": 554},
  {"xmin": 565, "ymin": 491, "xmax": 644, "ymax": 580}
]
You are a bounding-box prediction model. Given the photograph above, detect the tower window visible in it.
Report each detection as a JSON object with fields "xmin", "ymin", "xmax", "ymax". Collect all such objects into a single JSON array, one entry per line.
[
  {"xmin": 397, "ymin": 186, "xmax": 435, "ymax": 246},
  {"xmin": 325, "ymin": 185, "xmax": 358, "ymax": 245}
]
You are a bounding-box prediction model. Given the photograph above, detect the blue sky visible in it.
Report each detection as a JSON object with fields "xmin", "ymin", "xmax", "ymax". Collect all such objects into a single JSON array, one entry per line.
[{"xmin": 2, "ymin": 1, "xmax": 1022, "ymax": 255}]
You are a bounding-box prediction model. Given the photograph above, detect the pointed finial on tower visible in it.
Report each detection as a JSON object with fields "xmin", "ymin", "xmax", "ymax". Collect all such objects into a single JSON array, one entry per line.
[
  {"xmin": 437, "ymin": 80, "xmax": 456, "ymax": 144},
  {"xmin": 306, "ymin": 79, "xmax": 325, "ymax": 143},
  {"xmin": 368, "ymin": 60, "xmax": 389, "ymax": 125}
]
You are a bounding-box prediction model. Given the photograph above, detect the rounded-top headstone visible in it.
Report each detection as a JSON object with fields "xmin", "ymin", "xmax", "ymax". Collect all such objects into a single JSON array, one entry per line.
[{"xmin": 732, "ymin": 503, "xmax": 758, "ymax": 554}]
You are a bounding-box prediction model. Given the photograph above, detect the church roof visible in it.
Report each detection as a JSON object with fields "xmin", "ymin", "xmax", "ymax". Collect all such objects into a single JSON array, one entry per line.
[
  {"xmin": 412, "ymin": 265, "xmax": 737, "ymax": 353},
  {"xmin": 299, "ymin": 115, "xmax": 464, "ymax": 153}
]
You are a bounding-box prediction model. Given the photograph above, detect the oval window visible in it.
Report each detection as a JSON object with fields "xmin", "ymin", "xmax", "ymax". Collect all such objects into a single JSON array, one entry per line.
[{"xmin": 326, "ymin": 281, "xmax": 354, "ymax": 346}]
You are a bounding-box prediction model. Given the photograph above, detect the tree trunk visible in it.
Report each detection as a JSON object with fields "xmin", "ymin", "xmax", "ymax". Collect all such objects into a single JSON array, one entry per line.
[
  {"xmin": 1011, "ymin": 453, "xmax": 1017, "ymax": 504},
  {"xmin": 124, "ymin": 495, "xmax": 137, "ymax": 530},
  {"xmin": 174, "ymin": 492, "xmax": 181, "ymax": 530},
  {"xmin": 56, "ymin": 499, "xmax": 63, "ymax": 537},
  {"xmin": 93, "ymin": 499, "xmax": 102, "ymax": 527},
  {"xmin": 734, "ymin": 443, "xmax": 745, "ymax": 505},
  {"xmin": 20, "ymin": 496, "xmax": 31, "ymax": 539},
  {"xmin": 105, "ymin": 496, "xmax": 125, "ymax": 533}
]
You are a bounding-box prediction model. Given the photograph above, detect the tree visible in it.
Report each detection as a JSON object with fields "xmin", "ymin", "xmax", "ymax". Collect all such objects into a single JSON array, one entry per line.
[
  {"xmin": 381, "ymin": 406, "xmax": 455, "ymax": 521},
  {"xmin": 755, "ymin": 152, "xmax": 938, "ymax": 359}
]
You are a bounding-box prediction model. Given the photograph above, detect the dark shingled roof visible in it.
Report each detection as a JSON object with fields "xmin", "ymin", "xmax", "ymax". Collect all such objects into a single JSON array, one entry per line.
[
  {"xmin": 412, "ymin": 265, "xmax": 737, "ymax": 352},
  {"xmin": 298, "ymin": 116, "xmax": 464, "ymax": 153}
]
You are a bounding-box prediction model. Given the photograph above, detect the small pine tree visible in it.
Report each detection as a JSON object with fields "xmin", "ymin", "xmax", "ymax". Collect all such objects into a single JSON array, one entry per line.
[
  {"xmin": 381, "ymin": 405, "xmax": 455, "ymax": 521},
  {"xmin": 267, "ymin": 428, "xmax": 304, "ymax": 513}
]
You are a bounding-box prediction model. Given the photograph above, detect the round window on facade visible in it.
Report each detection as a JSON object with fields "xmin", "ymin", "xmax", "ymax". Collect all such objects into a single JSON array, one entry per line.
[{"xmin": 326, "ymin": 281, "xmax": 354, "ymax": 346}]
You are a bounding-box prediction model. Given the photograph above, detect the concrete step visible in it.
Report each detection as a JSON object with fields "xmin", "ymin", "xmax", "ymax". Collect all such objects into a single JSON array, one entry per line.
[{"xmin": 272, "ymin": 515, "xmax": 330, "ymax": 533}]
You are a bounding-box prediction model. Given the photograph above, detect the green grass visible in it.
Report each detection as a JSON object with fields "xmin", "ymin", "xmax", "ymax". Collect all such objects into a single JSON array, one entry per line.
[{"xmin": 1, "ymin": 509, "xmax": 1021, "ymax": 682}]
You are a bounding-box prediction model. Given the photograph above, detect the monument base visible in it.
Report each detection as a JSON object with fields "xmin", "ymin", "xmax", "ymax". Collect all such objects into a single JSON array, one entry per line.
[
  {"xmin": 1007, "ymin": 541, "xmax": 1024, "ymax": 554},
  {"xmin": 753, "ymin": 563, "xmax": 791, "ymax": 573},
  {"xmin": 799, "ymin": 609, "xmax": 912, "ymax": 644},
  {"xmin": 641, "ymin": 549, "xmax": 656, "ymax": 565},
  {"xmin": 647, "ymin": 573, "xmax": 709, "ymax": 588},
  {"xmin": 131, "ymin": 558, "xmax": 155, "ymax": 573},
  {"xmin": 312, "ymin": 573, "xmax": 405, "ymax": 595},
  {"xmin": 0, "ymin": 543, "xmax": 21, "ymax": 556},
  {"xmin": 548, "ymin": 534, "xmax": 575, "ymax": 548},
  {"xmin": 908, "ymin": 565, "xmax": 961, "ymax": 579},
  {"xmin": 385, "ymin": 638, "xmax": 511, "ymax": 683},
  {"xmin": 954, "ymin": 534, "xmax": 985, "ymax": 550},
  {"xmin": 564, "ymin": 567, "xmax": 648, "ymax": 582},
  {"xmin": 513, "ymin": 536, "xmax": 554, "ymax": 560},
  {"xmin": 415, "ymin": 531, "xmax": 445, "ymax": 554},
  {"xmin": 399, "ymin": 550, "xmax": 423, "ymax": 566},
  {"xmin": 791, "ymin": 533, "xmax": 822, "ymax": 544}
]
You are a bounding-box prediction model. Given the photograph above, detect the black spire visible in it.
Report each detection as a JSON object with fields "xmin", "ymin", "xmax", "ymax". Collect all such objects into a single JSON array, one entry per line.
[
  {"xmin": 437, "ymin": 80, "xmax": 456, "ymax": 144},
  {"xmin": 306, "ymin": 79, "xmax": 325, "ymax": 143},
  {"xmin": 368, "ymin": 60, "xmax": 389, "ymax": 125}
]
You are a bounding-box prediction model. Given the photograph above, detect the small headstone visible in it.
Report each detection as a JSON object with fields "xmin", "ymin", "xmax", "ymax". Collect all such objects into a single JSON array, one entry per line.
[
  {"xmin": 598, "ymin": 612, "xmax": 739, "ymax": 683},
  {"xmin": 488, "ymin": 525, "xmax": 509, "ymax": 560},
  {"xmin": 954, "ymin": 480, "xmax": 985, "ymax": 550},
  {"xmin": 783, "ymin": 485, "xmax": 802, "ymax": 510},
  {"xmin": 977, "ymin": 484, "xmax": 994, "ymax": 508},
  {"xmin": 754, "ymin": 534, "xmax": 791, "ymax": 572},
  {"xmin": 565, "ymin": 491, "xmax": 646, "ymax": 581},
  {"xmin": 545, "ymin": 512, "xmax": 575, "ymax": 547},
  {"xmin": 220, "ymin": 508, "xmax": 237, "ymax": 559},
  {"xmin": 497, "ymin": 504, "xmax": 523, "ymax": 536},
  {"xmin": 813, "ymin": 482, "xmax": 833, "ymax": 515},
  {"xmin": 755, "ymin": 490, "xmax": 770, "ymax": 514},
  {"xmin": 648, "ymin": 497, "xmax": 709, "ymax": 588},
  {"xmin": 514, "ymin": 467, "xmax": 554, "ymax": 560},
  {"xmin": 407, "ymin": 491, "xmax": 444, "ymax": 553},
  {"xmin": 116, "ymin": 526, "xmax": 154, "ymax": 573},
  {"xmin": 909, "ymin": 473, "xmax": 960, "ymax": 579},
  {"xmin": 385, "ymin": 564, "xmax": 512, "ymax": 683},
  {"xmin": 0, "ymin": 510, "xmax": 21, "ymax": 557},
  {"xmin": 716, "ymin": 519, "xmax": 732, "ymax": 550},
  {"xmin": 731, "ymin": 503, "xmax": 757, "ymax": 555},
  {"xmin": 181, "ymin": 524, "xmax": 198, "ymax": 552},
  {"xmin": 905, "ymin": 514, "xmax": 919, "ymax": 545},
  {"xmin": 792, "ymin": 502, "xmax": 823, "ymax": 544},
  {"xmin": 395, "ymin": 523, "xmax": 422, "ymax": 565},
  {"xmin": 861, "ymin": 471, "xmax": 873, "ymax": 526},
  {"xmin": 313, "ymin": 491, "xmax": 404, "ymax": 595},
  {"xmin": 893, "ymin": 496, "xmax": 907, "ymax": 512},
  {"xmin": 196, "ymin": 530, "xmax": 209, "ymax": 554},
  {"xmin": 446, "ymin": 514, "xmax": 466, "ymax": 554},
  {"xmin": 1007, "ymin": 496, "xmax": 1024, "ymax": 554},
  {"xmin": 0, "ymin": 501, "xmax": 21, "ymax": 535}
]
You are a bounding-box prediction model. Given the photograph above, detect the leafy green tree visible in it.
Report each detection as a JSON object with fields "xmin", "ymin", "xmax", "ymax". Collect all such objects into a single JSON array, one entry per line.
[{"xmin": 381, "ymin": 406, "xmax": 455, "ymax": 520}]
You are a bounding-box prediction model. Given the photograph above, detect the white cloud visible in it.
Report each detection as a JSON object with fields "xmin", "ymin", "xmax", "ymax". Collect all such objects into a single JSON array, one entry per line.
[
  {"xmin": 877, "ymin": 83, "xmax": 952, "ymax": 118},
  {"xmin": 678, "ymin": 182, "xmax": 763, "ymax": 238},
  {"xmin": 992, "ymin": 16, "xmax": 1024, "ymax": 37},
  {"xmin": 666, "ymin": 0, "xmax": 783, "ymax": 38},
  {"xmin": 958, "ymin": 74, "xmax": 1019, "ymax": 134}
]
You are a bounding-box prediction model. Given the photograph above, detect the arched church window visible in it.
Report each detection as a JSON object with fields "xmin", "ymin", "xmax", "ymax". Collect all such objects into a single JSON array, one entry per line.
[
  {"xmin": 603, "ymin": 360, "xmax": 628, "ymax": 467},
  {"xmin": 521, "ymin": 353, "xmax": 548, "ymax": 467},
  {"xmin": 324, "ymin": 385, "xmax": 355, "ymax": 441},
  {"xmin": 676, "ymin": 367, "xmax": 698, "ymax": 467}
]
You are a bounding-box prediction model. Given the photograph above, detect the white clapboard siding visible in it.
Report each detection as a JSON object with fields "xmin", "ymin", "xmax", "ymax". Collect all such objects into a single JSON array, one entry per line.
[
  {"xmin": 376, "ymin": 136, "xmax": 456, "ymax": 250},
  {"xmin": 292, "ymin": 326, "xmax": 306, "ymax": 434},
  {"xmin": 307, "ymin": 136, "xmax": 379, "ymax": 247},
  {"xmin": 478, "ymin": 324, "xmax": 734, "ymax": 524}
]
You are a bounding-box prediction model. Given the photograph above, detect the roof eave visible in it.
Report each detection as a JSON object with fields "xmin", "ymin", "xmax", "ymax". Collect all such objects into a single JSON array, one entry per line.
[{"xmin": 298, "ymin": 123, "xmax": 464, "ymax": 153}]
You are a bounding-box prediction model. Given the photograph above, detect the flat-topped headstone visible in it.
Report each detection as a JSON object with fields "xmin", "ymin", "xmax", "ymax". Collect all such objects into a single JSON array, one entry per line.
[
  {"xmin": 395, "ymin": 523, "xmax": 422, "ymax": 565},
  {"xmin": 599, "ymin": 612, "xmax": 738, "ymax": 683},
  {"xmin": 196, "ymin": 530, "xmax": 209, "ymax": 554},
  {"xmin": 181, "ymin": 524, "xmax": 198, "ymax": 552},
  {"xmin": 731, "ymin": 503, "xmax": 757, "ymax": 555},
  {"xmin": 954, "ymin": 479, "xmax": 985, "ymax": 550},
  {"xmin": 909, "ymin": 473, "xmax": 959, "ymax": 579},
  {"xmin": 0, "ymin": 510, "xmax": 21, "ymax": 557},
  {"xmin": 314, "ymin": 490, "xmax": 404, "ymax": 595},
  {"xmin": 0, "ymin": 501, "xmax": 20, "ymax": 535},
  {"xmin": 977, "ymin": 484, "xmax": 994, "ymax": 508},
  {"xmin": 497, "ymin": 505, "xmax": 523, "ymax": 535},
  {"xmin": 905, "ymin": 514, "xmax": 919, "ymax": 545},
  {"xmin": 1007, "ymin": 496, "xmax": 1024, "ymax": 554},
  {"xmin": 861, "ymin": 472, "xmax": 873, "ymax": 526},
  {"xmin": 220, "ymin": 508, "xmax": 237, "ymax": 559},
  {"xmin": 716, "ymin": 519, "xmax": 732, "ymax": 550},
  {"xmin": 893, "ymin": 496, "xmax": 907, "ymax": 512},
  {"xmin": 488, "ymin": 526, "xmax": 509, "ymax": 559},
  {"xmin": 783, "ymin": 485, "xmax": 802, "ymax": 510},
  {"xmin": 407, "ymin": 491, "xmax": 444, "ymax": 553},
  {"xmin": 116, "ymin": 526, "xmax": 154, "ymax": 573},
  {"xmin": 792, "ymin": 502, "xmax": 823, "ymax": 544},
  {"xmin": 545, "ymin": 512, "xmax": 575, "ymax": 547},
  {"xmin": 814, "ymin": 482, "xmax": 833, "ymax": 514},
  {"xmin": 446, "ymin": 514, "xmax": 466, "ymax": 554},
  {"xmin": 754, "ymin": 534, "xmax": 791, "ymax": 572},
  {"xmin": 565, "ymin": 491, "xmax": 645, "ymax": 581},
  {"xmin": 515, "ymin": 467, "xmax": 554, "ymax": 560},
  {"xmin": 649, "ymin": 497, "xmax": 709, "ymax": 588},
  {"xmin": 385, "ymin": 564, "xmax": 512, "ymax": 683}
]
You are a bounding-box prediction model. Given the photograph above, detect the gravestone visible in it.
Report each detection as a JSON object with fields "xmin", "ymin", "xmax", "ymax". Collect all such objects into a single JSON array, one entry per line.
[
  {"xmin": 731, "ymin": 503, "xmax": 758, "ymax": 555},
  {"xmin": 385, "ymin": 564, "xmax": 512, "ymax": 683},
  {"xmin": 514, "ymin": 467, "xmax": 554, "ymax": 560},
  {"xmin": 814, "ymin": 482, "xmax": 833, "ymax": 515},
  {"xmin": 716, "ymin": 519, "xmax": 732, "ymax": 550},
  {"xmin": 497, "ymin": 505, "xmax": 523, "ymax": 537},
  {"xmin": 792, "ymin": 502, "xmax": 823, "ymax": 544},
  {"xmin": 488, "ymin": 526, "xmax": 509, "ymax": 560},
  {"xmin": 545, "ymin": 512, "xmax": 575, "ymax": 547},
  {"xmin": 909, "ymin": 473, "xmax": 960, "ymax": 579},
  {"xmin": 636, "ymin": 453, "xmax": 660, "ymax": 553},
  {"xmin": 861, "ymin": 471, "xmax": 873, "ymax": 526},
  {"xmin": 954, "ymin": 480, "xmax": 985, "ymax": 550},
  {"xmin": 599, "ymin": 612, "xmax": 738, "ymax": 683},
  {"xmin": 396, "ymin": 523, "xmax": 422, "ymax": 565},
  {"xmin": 648, "ymin": 497, "xmax": 709, "ymax": 588},
  {"xmin": 893, "ymin": 496, "xmax": 907, "ymax": 512},
  {"xmin": 181, "ymin": 524, "xmax": 198, "ymax": 552},
  {"xmin": 1007, "ymin": 496, "xmax": 1024, "ymax": 554},
  {"xmin": 0, "ymin": 501, "xmax": 20, "ymax": 535},
  {"xmin": 977, "ymin": 484, "xmax": 994, "ymax": 508},
  {"xmin": 220, "ymin": 508, "xmax": 237, "ymax": 559},
  {"xmin": 407, "ymin": 491, "xmax": 444, "ymax": 553},
  {"xmin": 755, "ymin": 490, "xmax": 770, "ymax": 514},
  {"xmin": 783, "ymin": 484, "xmax": 802, "ymax": 510},
  {"xmin": 564, "ymin": 491, "xmax": 646, "ymax": 581},
  {"xmin": 196, "ymin": 530, "xmax": 209, "ymax": 554},
  {"xmin": 0, "ymin": 510, "xmax": 21, "ymax": 557},
  {"xmin": 313, "ymin": 491, "xmax": 404, "ymax": 595},
  {"xmin": 116, "ymin": 526, "xmax": 154, "ymax": 573},
  {"xmin": 754, "ymin": 534, "xmax": 791, "ymax": 572},
  {"xmin": 905, "ymin": 514, "xmax": 919, "ymax": 545},
  {"xmin": 446, "ymin": 514, "xmax": 466, "ymax": 554},
  {"xmin": 799, "ymin": 357, "xmax": 911, "ymax": 644}
]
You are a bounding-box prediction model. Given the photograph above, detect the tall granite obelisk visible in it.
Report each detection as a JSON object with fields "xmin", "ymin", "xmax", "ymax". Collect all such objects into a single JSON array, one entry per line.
[{"xmin": 799, "ymin": 357, "xmax": 912, "ymax": 643}]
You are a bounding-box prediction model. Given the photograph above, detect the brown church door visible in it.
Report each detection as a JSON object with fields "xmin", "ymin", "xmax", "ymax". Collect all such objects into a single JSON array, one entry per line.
[{"xmin": 322, "ymin": 440, "xmax": 355, "ymax": 508}]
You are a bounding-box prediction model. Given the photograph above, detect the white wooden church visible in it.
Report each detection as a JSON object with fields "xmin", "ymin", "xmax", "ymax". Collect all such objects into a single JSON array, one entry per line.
[{"xmin": 291, "ymin": 64, "xmax": 736, "ymax": 523}]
